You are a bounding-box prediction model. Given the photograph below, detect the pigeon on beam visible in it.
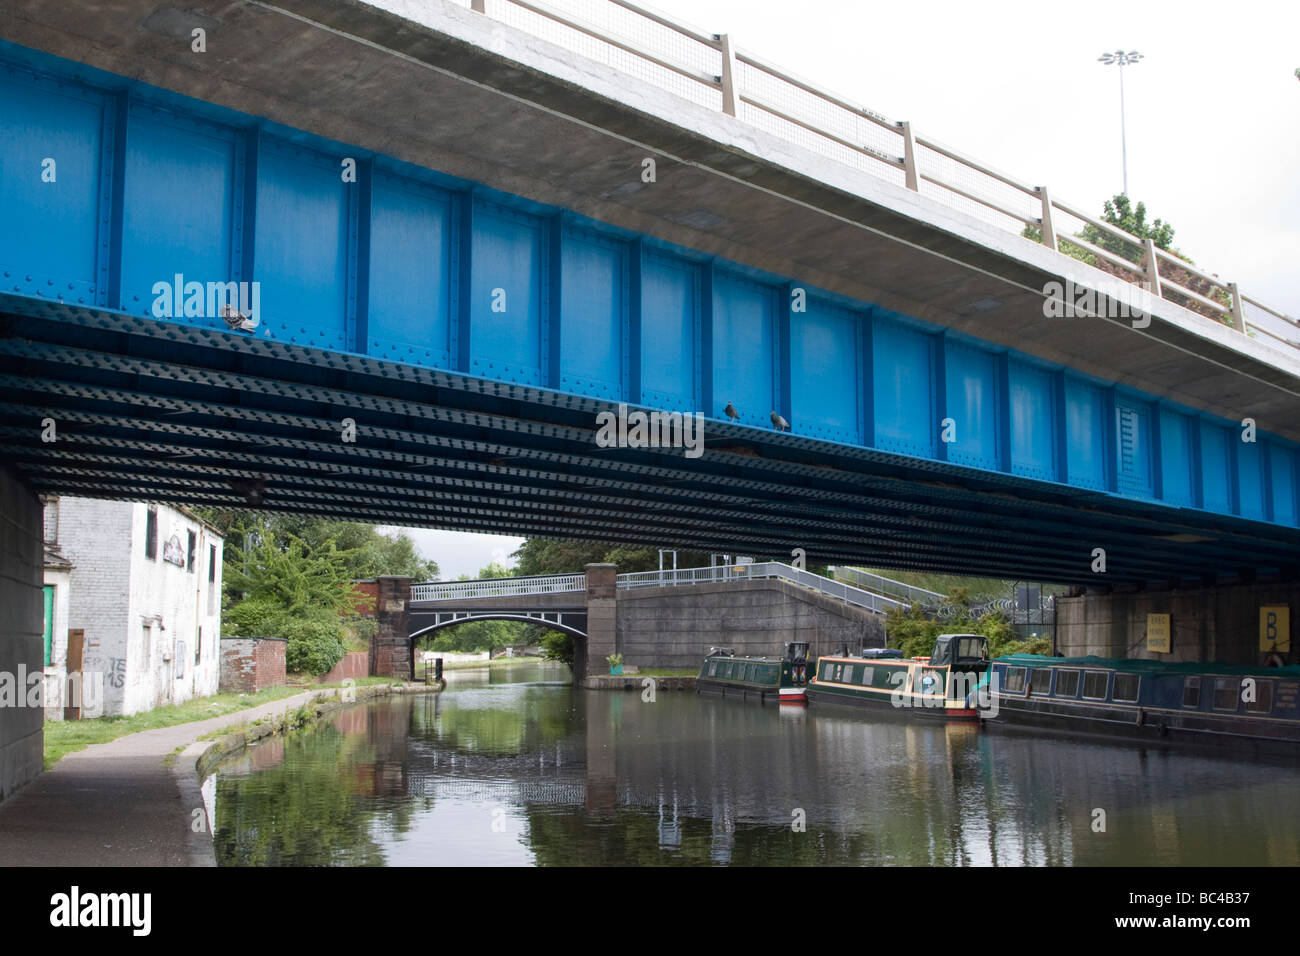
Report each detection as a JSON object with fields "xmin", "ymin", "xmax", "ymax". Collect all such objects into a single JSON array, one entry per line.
[
  {"xmin": 724, "ymin": 402, "xmax": 739, "ymax": 422},
  {"xmin": 221, "ymin": 303, "xmax": 260, "ymax": 332},
  {"xmin": 770, "ymin": 411, "xmax": 790, "ymax": 431}
]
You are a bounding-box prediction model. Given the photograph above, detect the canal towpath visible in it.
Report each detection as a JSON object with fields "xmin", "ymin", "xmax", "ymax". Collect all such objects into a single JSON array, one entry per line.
[{"xmin": 0, "ymin": 688, "xmax": 327, "ymax": 867}]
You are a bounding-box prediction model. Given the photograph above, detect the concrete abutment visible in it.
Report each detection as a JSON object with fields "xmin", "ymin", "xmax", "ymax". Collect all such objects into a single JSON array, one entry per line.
[{"xmin": 0, "ymin": 465, "xmax": 44, "ymax": 803}]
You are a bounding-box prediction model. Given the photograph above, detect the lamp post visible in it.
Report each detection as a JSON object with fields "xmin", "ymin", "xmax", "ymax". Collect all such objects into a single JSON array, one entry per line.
[{"xmin": 1098, "ymin": 50, "xmax": 1143, "ymax": 196}]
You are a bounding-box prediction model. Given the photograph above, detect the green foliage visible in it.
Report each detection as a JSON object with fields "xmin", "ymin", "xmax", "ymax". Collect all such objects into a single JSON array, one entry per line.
[
  {"xmin": 193, "ymin": 512, "xmax": 443, "ymax": 677},
  {"xmin": 1082, "ymin": 194, "xmax": 1176, "ymax": 264},
  {"xmin": 538, "ymin": 630, "xmax": 574, "ymax": 668},
  {"xmin": 281, "ymin": 616, "xmax": 347, "ymax": 676},
  {"xmin": 1022, "ymin": 193, "xmax": 1179, "ymax": 267},
  {"xmin": 883, "ymin": 602, "xmax": 1050, "ymax": 660}
]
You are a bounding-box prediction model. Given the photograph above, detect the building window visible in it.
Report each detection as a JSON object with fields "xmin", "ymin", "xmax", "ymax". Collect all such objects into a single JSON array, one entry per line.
[
  {"xmin": 1029, "ymin": 668, "xmax": 1053, "ymax": 696},
  {"xmin": 1245, "ymin": 680, "xmax": 1272, "ymax": 715},
  {"xmin": 145, "ymin": 507, "xmax": 158, "ymax": 560},
  {"xmin": 1112, "ymin": 673, "xmax": 1140, "ymax": 703},
  {"xmin": 1212, "ymin": 678, "xmax": 1238, "ymax": 712},
  {"xmin": 1182, "ymin": 677, "xmax": 1201, "ymax": 709},
  {"xmin": 1055, "ymin": 669, "xmax": 1080, "ymax": 697},
  {"xmin": 208, "ymin": 544, "xmax": 216, "ymax": 583},
  {"xmin": 43, "ymin": 585, "xmax": 54, "ymax": 667},
  {"xmin": 1004, "ymin": 667, "xmax": 1027, "ymax": 694},
  {"xmin": 1082, "ymin": 671, "xmax": 1110, "ymax": 700},
  {"xmin": 187, "ymin": 530, "xmax": 197, "ymax": 573}
]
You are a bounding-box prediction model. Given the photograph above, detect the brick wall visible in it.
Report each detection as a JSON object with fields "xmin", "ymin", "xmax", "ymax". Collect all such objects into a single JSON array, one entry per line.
[
  {"xmin": 220, "ymin": 637, "xmax": 287, "ymax": 694},
  {"xmin": 320, "ymin": 651, "xmax": 369, "ymax": 684},
  {"xmin": 350, "ymin": 580, "xmax": 378, "ymax": 618}
]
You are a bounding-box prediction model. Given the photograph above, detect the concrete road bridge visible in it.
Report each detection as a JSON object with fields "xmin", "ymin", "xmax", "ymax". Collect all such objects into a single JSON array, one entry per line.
[{"xmin": 3, "ymin": 0, "xmax": 1299, "ymax": 800}]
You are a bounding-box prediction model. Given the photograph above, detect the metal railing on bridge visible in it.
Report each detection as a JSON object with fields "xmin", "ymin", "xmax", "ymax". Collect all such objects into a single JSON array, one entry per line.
[
  {"xmin": 827, "ymin": 566, "xmax": 947, "ymax": 608},
  {"xmin": 456, "ymin": 0, "xmax": 1298, "ymax": 354},
  {"xmin": 411, "ymin": 573, "xmax": 585, "ymax": 602},
  {"xmin": 618, "ymin": 562, "xmax": 907, "ymax": 614},
  {"xmin": 412, "ymin": 562, "xmax": 908, "ymax": 614}
]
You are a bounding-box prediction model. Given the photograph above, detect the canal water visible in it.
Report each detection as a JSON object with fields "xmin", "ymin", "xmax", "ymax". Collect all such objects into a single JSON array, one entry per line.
[{"xmin": 211, "ymin": 662, "xmax": 1300, "ymax": 866}]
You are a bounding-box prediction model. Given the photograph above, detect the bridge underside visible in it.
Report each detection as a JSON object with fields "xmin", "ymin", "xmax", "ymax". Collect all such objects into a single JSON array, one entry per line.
[{"xmin": 4, "ymin": 296, "xmax": 1298, "ymax": 587}]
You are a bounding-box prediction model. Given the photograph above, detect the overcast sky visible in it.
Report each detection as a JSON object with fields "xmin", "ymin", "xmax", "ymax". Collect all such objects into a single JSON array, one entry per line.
[
  {"xmin": 640, "ymin": 0, "xmax": 1298, "ymax": 315},
  {"xmin": 385, "ymin": 0, "xmax": 1298, "ymax": 577}
]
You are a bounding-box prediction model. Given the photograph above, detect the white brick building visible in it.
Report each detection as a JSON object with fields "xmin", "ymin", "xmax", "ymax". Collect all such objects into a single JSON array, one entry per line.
[{"xmin": 42, "ymin": 497, "xmax": 224, "ymax": 718}]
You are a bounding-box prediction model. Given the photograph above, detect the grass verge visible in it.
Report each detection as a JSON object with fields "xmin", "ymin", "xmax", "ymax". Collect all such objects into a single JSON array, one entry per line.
[{"xmin": 43, "ymin": 676, "xmax": 400, "ymax": 769}]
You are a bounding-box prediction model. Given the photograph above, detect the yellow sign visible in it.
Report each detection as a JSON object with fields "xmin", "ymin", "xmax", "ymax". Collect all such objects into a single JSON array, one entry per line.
[
  {"xmin": 1260, "ymin": 606, "xmax": 1291, "ymax": 653},
  {"xmin": 1146, "ymin": 613, "xmax": 1171, "ymax": 653}
]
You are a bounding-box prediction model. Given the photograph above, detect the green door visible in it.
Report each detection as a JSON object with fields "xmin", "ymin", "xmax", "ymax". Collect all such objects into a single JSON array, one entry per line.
[{"xmin": 42, "ymin": 585, "xmax": 54, "ymax": 666}]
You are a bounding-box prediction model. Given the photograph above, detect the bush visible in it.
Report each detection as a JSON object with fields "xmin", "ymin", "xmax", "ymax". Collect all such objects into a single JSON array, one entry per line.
[
  {"xmin": 282, "ymin": 616, "xmax": 347, "ymax": 677},
  {"xmin": 539, "ymin": 630, "xmax": 573, "ymax": 669},
  {"xmin": 222, "ymin": 595, "xmax": 285, "ymax": 637}
]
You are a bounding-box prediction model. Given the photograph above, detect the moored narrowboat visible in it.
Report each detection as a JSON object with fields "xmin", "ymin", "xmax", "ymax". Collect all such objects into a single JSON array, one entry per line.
[
  {"xmin": 805, "ymin": 634, "xmax": 990, "ymax": 721},
  {"xmin": 697, "ymin": 642, "xmax": 811, "ymax": 703},
  {"xmin": 985, "ymin": 653, "xmax": 1300, "ymax": 752}
]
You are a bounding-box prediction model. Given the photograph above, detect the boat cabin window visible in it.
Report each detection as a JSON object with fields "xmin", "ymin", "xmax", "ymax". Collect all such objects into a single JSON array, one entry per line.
[
  {"xmin": 1212, "ymin": 678, "xmax": 1238, "ymax": 712},
  {"xmin": 1082, "ymin": 671, "xmax": 1109, "ymax": 700},
  {"xmin": 1003, "ymin": 667, "xmax": 1027, "ymax": 694},
  {"xmin": 1244, "ymin": 680, "xmax": 1272, "ymax": 715},
  {"xmin": 1182, "ymin": 678, "xmax": 1201, "ymax": 709},
  {"xmin": 708, "ymin": 662, "xmax": 718, "ymax": 677},
  {"xmin": 860, "ymin": 666, "xmax": 874, "ymax": 686},
  {"xmin": 956, "ymin": 637, "xmax": 986, "ymax": 661},
  {"xmin": 821, "ymin": 662, "xmax": 834, "ymax": 681},
  {"xmin": 1112, "ymin": 673, "xmax": 1140, "ymax": 703},
  {"xmin": 1029, "ymin": 668, "xmax": 1053, "ymax": 695},
  {"xmin": 1055, "ymin": 669, "xmax": 1080, "ymax": 697},
  {"xmin": 840, "ymin": 664, "xmax": 855, "ymax": 684}
]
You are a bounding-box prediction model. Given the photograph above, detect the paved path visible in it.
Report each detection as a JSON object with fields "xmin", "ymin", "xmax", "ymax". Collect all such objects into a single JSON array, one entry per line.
[{"xmin": 0, "ymin": 690, "xmax": 324, "ymax": 867}]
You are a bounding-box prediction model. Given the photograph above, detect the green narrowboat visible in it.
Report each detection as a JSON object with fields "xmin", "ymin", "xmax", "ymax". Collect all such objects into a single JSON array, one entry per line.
[
  {"xmin": 805, "ymin": 634, "xmax": 990, "ymax": 721},
  {"xmin": 696, "ymin": 643, "xmax": 811, "ymax": 704}
]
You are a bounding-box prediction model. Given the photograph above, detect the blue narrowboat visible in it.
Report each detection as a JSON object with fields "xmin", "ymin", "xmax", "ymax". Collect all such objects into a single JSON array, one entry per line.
[{"xmin": 985, "ymin": 654, "xmax": 1300, "ymax": 752}]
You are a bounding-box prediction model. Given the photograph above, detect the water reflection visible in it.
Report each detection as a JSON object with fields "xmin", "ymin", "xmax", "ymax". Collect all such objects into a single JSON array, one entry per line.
[{"xmin": 212, "ymin": 662, "xmax": 1300, "ymax": 866}]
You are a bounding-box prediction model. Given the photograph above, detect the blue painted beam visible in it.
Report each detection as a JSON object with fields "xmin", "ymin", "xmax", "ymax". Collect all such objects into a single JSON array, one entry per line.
[{"xmin": 0, "ymin": 40, "xmax": 1296, "ymax": 537}]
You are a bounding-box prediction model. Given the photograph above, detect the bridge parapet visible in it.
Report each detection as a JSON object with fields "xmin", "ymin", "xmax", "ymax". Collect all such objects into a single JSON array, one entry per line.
[{"xmin": 413, "ymin": 562, "xmax": 909, "ymax": 615}]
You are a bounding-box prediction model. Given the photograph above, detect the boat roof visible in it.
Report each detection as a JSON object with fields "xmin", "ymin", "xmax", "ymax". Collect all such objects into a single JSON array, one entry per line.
[{"xmin": 996, "ymin": 653, "xmax": 1300, "ymax": 679}]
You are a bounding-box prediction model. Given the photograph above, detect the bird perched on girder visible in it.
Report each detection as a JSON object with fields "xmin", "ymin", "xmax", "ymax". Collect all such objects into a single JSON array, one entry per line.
[
  {"xmin": 724, "ymin": 401, "xmax": 739, "ymax": 422},
  {"xmin": 221, "ymin": 303, "xmax": 260, "ymax": 332},
  {"xmin": 770, "ymin": 410, "xmax": 790, "ymax": 431}
]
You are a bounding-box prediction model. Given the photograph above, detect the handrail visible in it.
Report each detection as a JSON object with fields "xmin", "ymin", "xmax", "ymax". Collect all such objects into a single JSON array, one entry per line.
[
  {"xmin": 469, "ymin": 0, "xmax": 1291, "ymax": 353},
  {"xmin": 828, "ymin": 566, "xmax": 947, "ymax": 606},
  {"xmin": 617, "ymin": 562, "xmax": 907, "ymax": 614},
  {"xmin": 411, "ymin": 573, "xmax": 585, "ymax": 601},
  {"xmin": 413, "ymin": 562, "xmax": 907, "ymax": 614}
]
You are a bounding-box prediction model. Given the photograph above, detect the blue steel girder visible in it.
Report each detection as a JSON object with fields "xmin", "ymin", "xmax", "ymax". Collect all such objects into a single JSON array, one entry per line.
[{"xmin": 0, "ymin": 40, "xmax": 1298, "ymax": 585}]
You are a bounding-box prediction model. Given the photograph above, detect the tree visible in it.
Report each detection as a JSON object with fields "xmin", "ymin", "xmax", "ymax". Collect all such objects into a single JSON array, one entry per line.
[
  {"xmin": 220, "ymin": 533, "xmax": 359, "ymax": 675},
  {"xmin": 1080, "ymin": 194, "xmax": 1176, "ymax": 265}
]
